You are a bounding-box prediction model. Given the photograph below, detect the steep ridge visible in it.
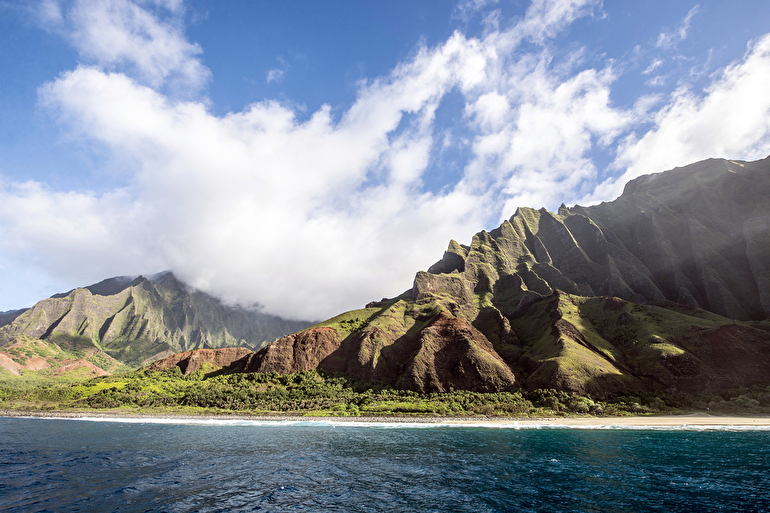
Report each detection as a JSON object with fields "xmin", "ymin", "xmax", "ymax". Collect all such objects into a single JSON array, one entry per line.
[
  {"xmin": 419, "ymin": 157, "xmax": 770, "ymax": 323},
  {"xmin": 235, "ymin": 311, "xmax": 518, "ymax": 393},
  {"xmin": 0, "ymin": 272, "xmax": 311, "ymax": 370},
  {"xmin": 229, "ymin": 157, "xmax": 770, "ymax": 396}
]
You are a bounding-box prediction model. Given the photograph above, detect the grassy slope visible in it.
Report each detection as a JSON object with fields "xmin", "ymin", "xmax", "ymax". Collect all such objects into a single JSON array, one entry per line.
[{"xmin": 0, "ymin": 335, "xmax": 129, "ymax": 387}]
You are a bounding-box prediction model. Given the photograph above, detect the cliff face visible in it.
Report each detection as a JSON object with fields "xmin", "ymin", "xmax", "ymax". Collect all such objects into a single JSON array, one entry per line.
[
  {"xmin": 0, "ymin": 272, "xmax": 311, "ymax": 370},
  {"xmin": 240, "ymin": 157, "xmax": 770, "ymax": 396},
  {"xmin": 237, "ymin": 313, "xmax": 518, "ymax": 393},
  {"xmin": 147, "ymin": 347, "xmax": 253, "ymax": 375},
  {"xmin": 419, "ymin": 157, "xmax": 770, "ymax": 323}
]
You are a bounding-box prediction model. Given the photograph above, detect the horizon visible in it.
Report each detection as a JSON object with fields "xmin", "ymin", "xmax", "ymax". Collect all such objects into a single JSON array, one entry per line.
[{"xmin": 1, "ymin": 0, "xmax": 770, "ymax": 319}]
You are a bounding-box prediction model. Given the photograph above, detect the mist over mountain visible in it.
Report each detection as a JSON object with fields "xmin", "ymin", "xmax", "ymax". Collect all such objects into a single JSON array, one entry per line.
[
  {"xmin": 3, "ymin": 156, "xmax": 770, "ymax": 397},
  {"xmin": 221, "ymin": 157, "xmax": 770, "ymax": 396},
  {"xmin": 0, "ymin": 272, "xmax": 311, "ymax": 374}
]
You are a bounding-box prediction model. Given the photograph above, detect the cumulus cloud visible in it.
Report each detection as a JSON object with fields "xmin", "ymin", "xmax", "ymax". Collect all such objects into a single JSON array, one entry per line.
[
  {"xmin": 462, "ymin": 54, "xmax": 630, "ymax": 214},
  {"xmin": 0, "ymin": 179, "xmax": 159, "ymax": 277},
  {"xmin": 4, "ymin": 0, "xmax": 770, "ymax": 320},
  {"xmin": 25, "ymin": 33, "xmax": 495, "ymax": 319},
  {"xmin": 37, "ymin": 0, "xmax": 209, "ymax": 91}
]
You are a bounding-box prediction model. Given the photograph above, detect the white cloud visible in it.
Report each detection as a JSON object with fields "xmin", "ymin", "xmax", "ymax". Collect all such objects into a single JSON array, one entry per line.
[
  {"xmin": 588, "ymin": 33, "xmax": 770, "ymax": 202},
  {"xmin": 37, "ymin": 0, "xmax": 209, "ymax": 92},
  {"xmin": 655, "ymin": 4, "xmax": 699, "ymax": 49},
  {"xmin": 37, "ymin": 0, "xmax": 63, "ymax": 24},
  {"xmin": 24, "ymin": 33, "xmax": 495, "ymax": 319},
  {"xmin": 0, "ymin": 0, "xmax": 611, "ymax": 320},
  {"xmin": 465, "ymin": 91, "xmax": 510, "ymax": 131},
  {"xmin": 513, "ymin": 0, "xmax": 601, "ymax": 45},
  {"xmin": 645, "ymin": 74, "xmax": 666, "ymax": 87},
  {"xmin": 642, "ymin": 58, "xmax": 663, "ymax": 75},
  {"xmin": 266, "ymin": 57, "xmax": 290, "ymax": 84},
  {"xmin": 7, "ymin": 0, "xmax": 770, "ymax": 321},
  {"xmin": 453, "ymin": 0, "xmax": 500, "ymax": 23},
  {"xmin": 0, "ymin": 179, "xmax": 161, "ymax": 281},
  {"xmin": 266, "ymin": 68, "xmax": 284, "ymax": 84},
  {"xmin": 462, "ymin": 54, "xmax": 630, "ymax": 214}
]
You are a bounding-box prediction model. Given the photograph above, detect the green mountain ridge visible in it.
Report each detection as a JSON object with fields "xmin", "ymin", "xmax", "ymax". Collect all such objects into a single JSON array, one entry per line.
[
  {"xmin": 187, "ymin": 156, "xmax": 770, "ymax": 398},
  {"xmin": 0, "ymin": 272, "xmax": 311, "ymax": 373},
  {"xmin": 4, "ymin": 156, "xmax": 770, "ymax": 399}
]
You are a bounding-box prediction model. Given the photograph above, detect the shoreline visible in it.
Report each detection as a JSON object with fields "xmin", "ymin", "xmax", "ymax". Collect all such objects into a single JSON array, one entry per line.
[{"xmin": 3, "ymin": 409, "xmax": 770, "ymax": 427}]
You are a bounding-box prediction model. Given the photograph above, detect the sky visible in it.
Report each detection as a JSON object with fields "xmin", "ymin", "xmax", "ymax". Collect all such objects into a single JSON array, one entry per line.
[{"xmin": 1, "ymin": 0, "xmax": 770, "ymax": 320}]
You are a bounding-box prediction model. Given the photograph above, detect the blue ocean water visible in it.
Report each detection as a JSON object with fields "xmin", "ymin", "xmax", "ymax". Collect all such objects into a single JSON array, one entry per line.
[{"xmin": 2, "ymin": 417, "xmax": 770, "ymax": 512}]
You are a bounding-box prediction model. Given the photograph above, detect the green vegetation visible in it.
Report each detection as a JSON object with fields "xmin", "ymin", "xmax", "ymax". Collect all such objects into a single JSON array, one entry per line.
[
  {"xmin": 0, "ymin": 336, "xmax": 129, "ymax": 377},
  {"xmin": 0, "ymin": 369, "xmax": 103, "ymax": 392},
  {"xmin": 4, "ymin": 367, "xmax": 770, "ymax": 417},
  {"xmin": 0, "ymin": 272, "xmax": 312, "ymax": 371},
  {"xmin": 314, "ymin": 307, "xmax": 381, "ymax": 334}
]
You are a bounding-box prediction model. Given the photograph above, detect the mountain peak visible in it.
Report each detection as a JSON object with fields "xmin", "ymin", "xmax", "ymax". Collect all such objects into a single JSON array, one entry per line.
[
  {"xmin": 0, "ymin": 272, "xmax": 312, "ymax": 371},
  {"xmin": 239, "ymin": 156, "xmax": 770, "ymax": 397}
]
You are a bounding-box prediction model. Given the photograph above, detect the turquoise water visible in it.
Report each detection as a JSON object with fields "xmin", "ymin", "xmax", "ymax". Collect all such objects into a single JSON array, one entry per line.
[{"xmin": 2, "ymin": 417, "xmax": 770, "ymax": 512}]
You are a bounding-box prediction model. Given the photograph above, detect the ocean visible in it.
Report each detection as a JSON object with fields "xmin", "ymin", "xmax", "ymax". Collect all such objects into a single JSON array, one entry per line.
[{"xmin": 2, "ymin": 417, "xmax": 770, "ymax": 512}]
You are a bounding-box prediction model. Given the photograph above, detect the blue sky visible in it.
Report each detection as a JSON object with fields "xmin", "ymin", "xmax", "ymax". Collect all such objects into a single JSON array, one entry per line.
[{"xmin": 1, "ymin": 0, "xmax": 770, "ymax": 320}]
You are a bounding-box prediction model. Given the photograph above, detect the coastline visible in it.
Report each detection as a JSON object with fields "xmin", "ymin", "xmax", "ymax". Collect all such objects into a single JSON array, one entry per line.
[{"xmin": 2, "ymin": 409, "xmax": 770, "ymax": 427}]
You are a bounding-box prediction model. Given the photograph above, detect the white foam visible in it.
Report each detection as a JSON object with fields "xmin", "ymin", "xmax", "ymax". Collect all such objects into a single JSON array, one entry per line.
[{"xmin": 23, "ymin": 416, "xmax": 770, "ymax": 431}]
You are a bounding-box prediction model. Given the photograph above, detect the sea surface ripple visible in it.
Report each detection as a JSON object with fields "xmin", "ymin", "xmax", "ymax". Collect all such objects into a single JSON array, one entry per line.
[{"xmin": 2, "ymin": 417, "xmax": 770, "ymax": 512}]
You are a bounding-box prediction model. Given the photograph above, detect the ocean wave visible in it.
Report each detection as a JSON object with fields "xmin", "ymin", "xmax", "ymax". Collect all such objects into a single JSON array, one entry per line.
[{"xmin": 22, "ymin": 415, "xmax": 770, "ymax": 431}]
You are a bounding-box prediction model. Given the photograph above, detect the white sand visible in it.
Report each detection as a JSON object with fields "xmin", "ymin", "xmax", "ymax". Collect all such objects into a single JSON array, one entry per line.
[{"xmin": 3, "ymin": 410, "xmax": 770, "ymax": 428}]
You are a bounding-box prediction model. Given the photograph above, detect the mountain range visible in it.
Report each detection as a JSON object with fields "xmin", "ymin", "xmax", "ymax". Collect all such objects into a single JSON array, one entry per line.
[
  {"xmin": 3, "ymin": 156, "xmax": 770, "ymax": 398},
  {"xmin": 157, "ymin": 156, "xmax": 770, "ymax": 398},
  {"xmin": 0, "ymin": 272, "xmax": 310, "ymax": 376}
]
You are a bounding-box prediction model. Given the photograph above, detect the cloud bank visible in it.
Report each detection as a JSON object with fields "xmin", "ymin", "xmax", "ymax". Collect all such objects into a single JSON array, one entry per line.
[{"xmin": 2, "ymin": 0, "xmax": 770, "ymax": 320}]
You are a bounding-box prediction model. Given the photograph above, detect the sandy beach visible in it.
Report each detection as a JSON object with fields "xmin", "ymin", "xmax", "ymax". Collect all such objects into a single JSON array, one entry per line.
[{"xmin": 2, "ymin": 409, "xmax": 769, "ymax": 427}]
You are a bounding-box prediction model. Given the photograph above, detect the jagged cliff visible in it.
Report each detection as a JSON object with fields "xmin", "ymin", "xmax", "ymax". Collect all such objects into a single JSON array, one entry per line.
[
  {"xmin": 0, "ymin": 272, "xmax": 311, "ymax": 370},
  {"xmin": 421, "ymin": 157, "xmax": 770, "ymax": 322},
  {"xmin": 230, "ymin": 157, "xmax": 770, "ymax": 396}
]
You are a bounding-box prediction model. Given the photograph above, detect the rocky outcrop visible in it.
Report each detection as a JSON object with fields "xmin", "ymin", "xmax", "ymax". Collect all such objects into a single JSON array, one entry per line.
[
  {"xmin": 0, "ymin": 353, "xmax": 23, "ymax": 375},
  {"xmin": 396, "ymin": 316, "xmax": 517, "ymax": 393},
  {"xmin": 236, "ymin": 310, "xmax": 520, "ymax": 393},
  {"xmin": 0, "ymin": 272, "xmax": 311, "ymax": 368},
  {"xmin": 147, "ymin": 347, "xmax": 253, "ymax": 375},
  {"xmin": 239, "ymin": 328, "xmax": 342, "ymax": 375}
]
